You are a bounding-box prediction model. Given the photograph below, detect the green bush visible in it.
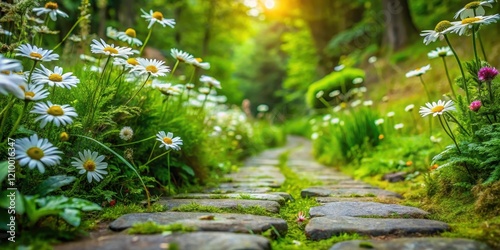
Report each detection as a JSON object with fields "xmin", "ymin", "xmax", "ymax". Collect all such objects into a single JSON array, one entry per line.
[{"xmin": 306, "ymin": 68, "xmax": 365, "ymax": 109}]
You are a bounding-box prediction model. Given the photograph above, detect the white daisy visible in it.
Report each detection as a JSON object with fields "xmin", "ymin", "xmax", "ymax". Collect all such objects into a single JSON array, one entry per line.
[
  {"xmin": 454, "ymin": 1, "xmax": 495, "ymax": 19},
  {"xmin": 0, "ymin": 25, "xmax": 12, "ymax": 36},
  {"xmin": 200, "ymin": 75, "xmax": 221, "ymax": 89},
  {"xmin": 406, "ymin": 64, "xmax": 431, "ymax": 78},
  {"xmin": 113, "ymin": 57, "xmax": 140, "ymax": 70},
  {"xmin": 375, "ymin": 118, "xmax": 384, "ymax": 125},
  {"xmin": 447, "ymin": 14, "xmax": 500, "ymax": 36},
  {"xmin": 15, "ymin": 44, "xmax": 59, "ymax": 61},
  {"xmin": 156, "ymin": 131, "xmax": 183, "ymax": 151},
  {"xmin": 90, "ymin": 38, "xmax": 134, "ymax": 58},
  {"xmin": 117, "ymin": 28, "xmax": 143, "ymax": 46},
  {"xmin": 14, "ymin": 134, "xmax": 62, "ymax": 173},
  {"xmin": 106, "ymin": 26, "xmax": 118, "ymax": 40},
  {"xmin": 23, "ymin": 84, "xmax": 49, "ymax": 101},
  {"xmin": 419, "ymin": 100, "xmax": 456, "ymax": 117},
  {"xmin": 131, "ymin": 58, "xmax": 170, "ymax": 77},
  {"xmin": 119, "ymin": 126, "xmax": 134, "ymax": 141},
  {"xmin": 257, "ymin": 104, "xmax": 269, "ymax": 112},
  {"xmin": 394, "ymin": 123, "xmax": 404, "ymax": 130},
  {"xmin": 170, "ymin": 48, "xmax": 194, "ymax": 63},
  {"xmin": 329, "ymin": 90, "xmax": 341, "ymax": 98},
  {"xmin": 32, "ymin": 1, "xmax": 69, "ymax": 21},
  {"xmin": 405, "ymin": 104, "xmax": 415, "ymax": 112},
  {"xmin": 387, "ymin": 111, "xmax": 395, "ymax": 117},
  {"xmin": 31, "ymin": 101, "xmax": 78, "ymax": 128},
  {"xmin": 363, "ymin": 100, "xmax": 373, "ymax": 107},
  {"xmin": 187, "ymin": 58, "xmax": 211, "ymax": 70},
  {"xmin": 368, "ymin": 56, "xmax": 377, "ymax": 64},
  {"xmin": 71, "ymin": 150, "xmax": 108, "ymax": 183},
  {"xmin": 31, "ymin": 64, "xmax": 80, "ymax": 89},
  {"xmin": 420, "ymin": 20, "xmax": 452, "ymax": 45},
  {"xmin": 0, "ymin": 57, "xmax": 26, "ymax": 100},
  {"xmin": 0, "ymin": 55, "xmax": 23, "ymax": 72},
  {"xmin": 80, "ymin": 54, "xmax": 97, "ymax": 62},
  {"xmin": 140, "ymin": 9, "xmax": 176, "ymax": 29},
  {"xmin": 427, "ymin": 47, "xmax": 453, "ymax": 59}
]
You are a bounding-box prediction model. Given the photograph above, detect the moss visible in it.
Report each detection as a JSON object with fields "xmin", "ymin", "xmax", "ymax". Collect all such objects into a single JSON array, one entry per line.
[
  {"xmin": 473, "ymin": 182, "xmax": 500, "ymax": 216},
  {"xmin": 128, "ymin": 221, "xmax": 195, "ymax": 234},
  {"xmin": 100, "ymin": 203, "xmax": 166, "ymax": 221},
  {"xmin": 171, "ymin": 202, "xmax": 273, "ymax": 216}
]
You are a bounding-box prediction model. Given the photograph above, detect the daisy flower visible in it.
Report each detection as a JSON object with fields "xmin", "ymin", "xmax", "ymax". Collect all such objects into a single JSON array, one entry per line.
[
  {"xmin": 117, "ymin": 28, "xmax": 143, "ymax": 46},
  {"xmin": 14, "ymin": 134, "xmax": 62, "ymax": 173},
  {"xmin": 394, "ymin": 123, "xmax": 404, "ymax": 130},
  {"xmin": 454, "ymin": 1, "xmax": 495, "ymax": 20},
  {"xmin": 0, "ymin": 55, "xmax": 23, "ymax": 72},
  {"xmin": 90, "ymin": 38, "xmax": 134, "ymax": 58},
  {"xmin": 420, "ymin": 20, "xmax": 452, "ymax": 45},
  {"xmin": 107, "ymin": 26, "xmax": 118, "ymax": 40},
  {"xmin": 119, "ymin": 126, "xmax": 134, "ymax": 141},
  {"xmin": 31, "ymin": 64, "xmax": 80, "ymax": 89},
  {"xmin": 0, "ymin": 25, "xmax": 12, "ymax": 36},
  {"xmin": 71, "ymin": 150, "xmax": 108, "ymax": 183},
  {"xmin": 257, "ymin": 104, "xmax": 269, "ymax": 112},
  {"xmin": 187, "ymin": 58, "xmax": 211, "ymax": 70},
  {"xmin": 131, "ymin": 58, "xmax": 170, "ymax": 77},
  {"xmin": 387, "ymin": 111, "xmax": 395, "ymax": 117},
  {"xmin": 405, "ymin": 64, "xmax": 431, "ymax": 78},
  {"xmin": 447, "ymin": 14, "xmax": 500, "ymax": 36},
  {"xmin": 15, "ymin": 44, "xmax": 59, "ymax": 62},
  {"xmin": 170, "ymin": 48, "xmax": 194, "ymax": 63},
  {"xmin": 113, "ymin": 57, "xmax": 140, "ymax": 70},
  {"xmin": 31, "ymin": 101, "xmax": 78, "ymax": 128},
  {"xmin": 80, "ymin": 54, "xmax": 97, "ymax": 63},
  {"xmin": 156, "ymin": 131, "xmax": 183, "ymax": 151},
  {"xmin": 427, "ymin": 47, "xmax": 453, "ymax": 59},
  {"xmin": 405, "ymin": 104, "xmax": 415, "ymax": 112},
  {"xmin": 419, "ymin": 100, "xmax": 456, "ymax": 117},
  {"xmin": 140, "ymin": 9, "xmax": 175, "ymax": 29},
  {"xmin": 23, "ymin": 84, "xmax": 49, "ymax": 101},
  {"xmin": 200, "ymin": 75, "xmax": 221, "ymax": 89},
  {"xmin": 32, "ymin": 1, "xmax": 69, "ymax": 21},
  {"xmin": 375, "ymin": 118, "xmax": 384, "ymax": 125},
  {"xmin": 0, "ymin": 74, "xmax": 26, "ymax": 100}
]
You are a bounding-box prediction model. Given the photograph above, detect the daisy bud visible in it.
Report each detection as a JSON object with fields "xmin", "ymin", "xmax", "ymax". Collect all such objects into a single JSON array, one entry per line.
[{"xmin": 60, "ymin": 132, "xmax": 69, "ymax": 142}]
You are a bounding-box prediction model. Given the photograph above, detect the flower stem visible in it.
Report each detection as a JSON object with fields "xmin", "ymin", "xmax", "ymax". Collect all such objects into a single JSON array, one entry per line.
[
  {"xmin": 7, "ymin": 101, "xmax": 29, "ymax": 138},
  {"xmin": 113, "ymin": 135, "xmax": 155, "ymax": 147},
  {"xmin": 139, "ymin": 26, "xmax": 154, "ymax": 56},
  {"xmin": 167, "ymin": 152, "xmax": 171, "ymax": 194},
  {"xmin": 147, "ymin": 140, "xmax": 158, "ymax": 163},
  {"xmin": 441, "ymin": 57, "xmax": 456, "ymax": 99},
  {"xmin": 444, "ymin": 35, "xmax": 470, "ymax": 104},
  {"xmin": 52, "ymin": 15, "xmax": 88, "ymax": 51},
  {"xmin": 477, "ymin": 32, "xmax": 488, "ymax": 62},
  {"xmin": 445, "ymin": 113, "xmax": 470, "ymax": 137},
  {"xmin": 125, "ymin": 74, "xmax": 151, "ymax": 105},
  {"xmin": 169, "ymin": 60, "xmax": 180, "ymax": 81},
  {"xmin": 419, "ymin": 75, "xmax": 432, "ymax": 102},
  {"xmin": 438, "ymin": 116, "xmax": 461, "ymax": 154},
  {"xmin": 144, "ymin": 150, "xmax": 169, "ymax": 166},
  {"xmin": 471, "ymin": 25, "xmax": 480, "ymax": 68}
]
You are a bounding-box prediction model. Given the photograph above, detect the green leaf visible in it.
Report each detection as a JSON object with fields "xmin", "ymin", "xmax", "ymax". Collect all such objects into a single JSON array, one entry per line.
[
  {"xmin": 59, "ymin": 208, "xmax": 81, "ymax": 227},
  {"xmin": 180, "ymin": 165, "xmax": 195, "ymax": 177},
  {"xmin": 0, "ymin": 161, "xmax": 8, "ymax": 183},
  {"xmin": 0, "ymin": 190, "xmax": 25, "ymax": 214},
  {"xmin": 36, "ymin": 175, "xmax": 76, "ymax": 196}
]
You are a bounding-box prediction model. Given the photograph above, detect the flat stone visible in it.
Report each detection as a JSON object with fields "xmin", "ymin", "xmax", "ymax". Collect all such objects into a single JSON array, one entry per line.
[
  {"xmin": 382, "ymin": 171, "xmax": 407, "ymax": 183},
  {"xmin": 55, "ymin": 232, "xmax": 271, "ymax": 250},
  {"xmin": 301, "ymin": 187, "xmax": 402, "ymax": 199},
  {"xmin": 329, "ymin": 238, "xmax": 492, "ymax": 250},
  {"xmin": 305, "ymin": 216, "xmax": 449, "ymax": 240},
  {"xmin": 109, "ymin": 212, "xmax": 288, "ymax": 236},
  {"xmin": 173, "ymin": 193, "xmax": 286, "ymax": 205},
  {"xmin": 218, "ymin": 182, "xmax": 281, "ymax": 188},
  {"xmin": 204, "ymin": 187, "xmax": 273, "ymax": 194},
  {"xmin": 316, "ymin": 197, "xmax": 377, "ymax": 203},
  {"xmin": 159, "ymin": 198, "xmax": 281, "ymax": 213},
  {"xmin": 244, "ymin": 159, "xmax": 280, "ymax": 165},
  {"xmin": 270, "ymin": 192, "xmax": 294, "ymax": 202},
  {"xmin": 309, "ymin": 202, "xmax": 428, "ymax": 218}
]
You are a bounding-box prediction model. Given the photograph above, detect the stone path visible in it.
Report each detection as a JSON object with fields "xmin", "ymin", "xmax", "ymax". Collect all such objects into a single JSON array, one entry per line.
[{"xmin": 54, "ymin": 136, "xmax": 491, "ymax": 250}]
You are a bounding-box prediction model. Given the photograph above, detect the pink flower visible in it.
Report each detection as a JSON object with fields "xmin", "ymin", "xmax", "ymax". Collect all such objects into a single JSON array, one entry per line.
[
  {"xmin": 469, "ymin": 100, "xmax": 482, "ymax": 112},
  {"xmin": 296, "ymin": 211, "xmax": 307, "ymax": 223},
  {"xmin": 478, "ymin": 66, "xmax": 498, "ymax": 82}
]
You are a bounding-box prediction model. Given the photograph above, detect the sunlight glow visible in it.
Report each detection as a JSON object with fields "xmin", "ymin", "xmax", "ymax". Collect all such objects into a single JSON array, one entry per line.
[{"xmin": 264, "ymin": 0, "xmax": 275, "ymax": 9}]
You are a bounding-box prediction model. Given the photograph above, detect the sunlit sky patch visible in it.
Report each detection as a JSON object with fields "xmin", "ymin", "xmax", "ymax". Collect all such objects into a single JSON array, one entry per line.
[{"xmin": 243, "ymin": 0, "xmax": 276, "ymax": 17}]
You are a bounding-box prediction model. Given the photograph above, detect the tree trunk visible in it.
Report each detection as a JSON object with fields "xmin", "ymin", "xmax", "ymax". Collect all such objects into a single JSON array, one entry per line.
[
  {"xmin": 118, "ymin": 0, "xmax": 135, "ymax": 28},
  {"xmin": 382, "ymin": 0, "xmax": 417, "ymax": 51},
  {"xmin": 201, "ymin": 0, "xmax": 216, "ymax": 57}
]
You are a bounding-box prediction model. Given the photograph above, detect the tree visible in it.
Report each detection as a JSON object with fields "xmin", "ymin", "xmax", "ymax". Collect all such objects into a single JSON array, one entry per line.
[{"xmin": 382, "ymin": 0, "xmax": 418, "ymax": 50}]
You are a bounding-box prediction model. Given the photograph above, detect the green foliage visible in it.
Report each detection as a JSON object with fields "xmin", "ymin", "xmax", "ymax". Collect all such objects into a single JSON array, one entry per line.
[
  {"xmin": 306, "ymin": 68, "xmax": 365, "ymax": 109},
  {"xmin": 172, "ymin": 202, "xmax": 272, "ymax": 217},
  {"xmin": 128, "ymin": 221, "xmax": 195, "ymax": 234},
  {"xmin": 100, "ymin": 203, "xmax": 166, "ymax": 221}
]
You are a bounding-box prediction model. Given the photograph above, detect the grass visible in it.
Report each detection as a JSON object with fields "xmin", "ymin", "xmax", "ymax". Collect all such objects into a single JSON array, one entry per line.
[
  {"xmin": 128, "ymin": 221, "xmax": 195, "ymax": 234},
  {"xmin": 171, "ymin": 202, "xmax": 274, "ymax": 217}
]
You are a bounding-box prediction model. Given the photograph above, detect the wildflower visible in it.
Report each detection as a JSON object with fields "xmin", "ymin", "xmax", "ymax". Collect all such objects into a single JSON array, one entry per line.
[
  {"xmin": 419, "ymin": 100, "xmax": 456, "ymax": 117},
  {"xmin": 0, "ymin": 25, "xmax": 12, "ymax": 36},
  {"xmin": 60, "ymin": 132, "xmax": 69, "ymax": 142},
  {"xmin": 200, "ymin": 75, "xmax": 221, "ymax": 89},
  {"xmin": 170, "ymin": 48, "xmax": 194, "ymax": 63},
  {"xmin": 478, "ymin": 66, "xmax": 498, "ymax": 82},
  {"xmin": 311, "ymin": 132, "xmax": 319, "ymax": 140},
  {"xmin": 405, "ymin": 104, "xmax": 415, "ymax": 112},
  {"xmin": 420, "ymin": 20, "xmax": 452, "ymax": 45},
  {"xmin": 117, "ymin": 28, "xmax": 143, "ymax": 46},
  {"xmin": 71, "ymin": 150, "xmax": 108, "ymax": 183},
  {"xmin": 387, "ymin": 111, "xmax": 395, "ymax": 117},
  {"xmin": 68, "ymin": 34, "xmax": 82, "ymax": 42},
  {"xmin": 427, "ymin": 47, "xmax": 453, "ymax": 59},
  {"xmin": 124, "ymin": 148, "xmax": 134, "ymax": 160},
  {"xmin": 186, "ymin": 83, "xmax": 195, "ymax": 89},
  {"xmin": 119, "ymin": 127, "xmax": 134, "ymax": 141},
  {"xmin": 315, "ymin": 90, "xmax": 324, "ymax": 99},
  {"xmin": 329, "ymin": 90, "xmax": 341, "ymax": 98},
  {"xmin": 131, "ymin": 58, "xmax": 170, "ymax": 77},
  {"xmin": 363, "ymin": 100, "xmax": 373, "ymax": 107},
  {"xmin": 31, "ymin": 64, "xmax": 80, "ymax": 89},
  {"xmin": 80, "ymin": 54, "xmax": 97, "ymax": 63},
  {"xmin": 394, "ymin": 123, "xmax": 404, "ymax": 130},
  {"xmin": 257, "ymin": 104, "xmax": 269, "ymax": 112},
  {"xmin": 188, "ymin": 58, "xmax": 210, "ymax": 70},
  {"xmin": 109, "ymin": 200, "xmax": 117, "ymax": 207},
  {"xmin": 296, "ymin": 211, "xmax": 307, "ymax": 223},
  {"xmin": 90, "ymin": 38, "xmax": 134, "ymax": 58},
  {"xmin": 406, "ymin": 161, "xmax": 413, "ymax": 166},
  {"xmin": 430, "ymin": 164, "xmax": 439, "ymax": 170},
  {"xmin": 405, "ymin": 64, "xmax": 431, "ymax": 78},
  {"xmin": 334, "ymin": 65, "xmax": 345, "ymax": 71},
  {"xmin": 447, "ymin": 14, "xmax": 500, "ymax": 36},
  {"xmin": 14, "ymin": 134, "xmax": 62, "ymax": 173},
  {"xmin": 352, "ymin": 77, "xmax": 364, "ymax": 84},
  {"xmin": 331, "ymin": 118, "xmax": 340, "ymax": 124},
  {"xmin": 113, "ymin": 57, "xmax": 140, "ymax": 70},
  {"xmin": 469, "ymin": 100, "xmax": 482, "ymax": 112},
  {"xmin": 368, "ymin": 56, "xmax": 377, "ymax": 64},
  {"xmin": 23, "ymin": 84, "xmax": 49, "ymax": 101},
  {"xmin": 31, "ymin": 101, "xmax": 78, "ymax": 128},
  {"xmin": 33, "ymin": 25, "xmax": 59, "ymax": 35},
  {"xmin": 454, "ymin": 1, "xmax": 495, "ymax": 19},
  {"xmin": 351, "ymin": 100, "xmax": 362, "ymax": 108},
  {"xmin": 375, "ymin": 118, "xmax": 384, "ymax": 125},
  {"xmin": 0, "ymin": 56, "xmax": 25, "ymax": 99},
  {"xmin": 32, "ymin": 1, "xmax": 69, "ymax": 21},
  {"xmin": 15, "ymin": 44, "xmax": 59, "ymax": 62},
  {"xmin": 140, "ymin": 9, "xmax": 175, "ymax": 29},
  {"xmin": 430, "ymin": 135, "xmax": 442, "ymax": 143},
  {"xmin": 199, "ymin": 87, "xmax": 211, "ymax": 95},
  {"xmin": 378, "ymin": 134, "xmax": 385, "ymax": 140},
  {"xmin": 156, "ymin": 131, "xmax": 183, "ymax": 151}
]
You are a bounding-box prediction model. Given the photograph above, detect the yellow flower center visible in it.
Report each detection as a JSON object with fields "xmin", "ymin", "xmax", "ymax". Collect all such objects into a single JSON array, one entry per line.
[
  {"xmin": 195, "ymin": 58, "xmax": 203, "ymax": 63},
  {"xmin": 152, "ymin": 11, "xmax": 164, "ymax": 20},
  {"xmin": 19, "ymin": 85, "xmax": 26, "ymax": 91},
  {"xmin": 438, "ymin": 51, "xmax": 447, "ymax": 57},
  {"xmin": 48, "ymin": 73, "xmax": 63, "ymax": 82},
  {"xmin": 177, "ymin": 56, "xmax": 186, "ymax": 62},
  {"xmin": 431, "ymin": 105, "xmax": 445, "ymax": 113},
  {"xmin": 25, "ymin": 91, "xmax": 35, "ymax": 98},
  {"xmin": 45, "ymin": 2, "xmax": 58, "ymax": 10},
  {"xmin": 127, "ymin": 58, "xmax": 139, "ymax": 66},
  {"xmin": 60, "ymin": 132, "xmax": 69, "ymax": 142},
  {"xmin": 27, "ymin": 147, "xmax": 44, "ymax": 160},
  {"xmin": 465, "ymin": 1, "xmax": 480, "ymax": 9},
  {"xmin": 146, "ymin": 65, "xmax": 158, "ymax": 73},
  {"xmin": 29, "ymin": 52, "xmax": 43, "ymax": 59},
  {"xmin": 434, "ymin": 20, "xmax": 452, "ymax": 32},
  {"xmin": 47, "ymin": 105, "xmax": 64, "ymax": 116},
  {"xmin": 461, "ymin": 17, "xmax": 481, "ymax": 25},
  {"xmin": 83, "ymin": 160, "xmax": 96, "ymax": 171},
  {"xmin": 125, "ymin": 28, "xmax": 136, "ymax": 38},
  {"xmin": 1, "ymin": 70, "xmax": 10, "ymax": 75},
  {"xmin": 103, "ymin": 46, "xmax": 118, "ymax": 54},
  {"xmin": 163, "ymin": 137, "xmax": 172, "ymax": 144}
]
